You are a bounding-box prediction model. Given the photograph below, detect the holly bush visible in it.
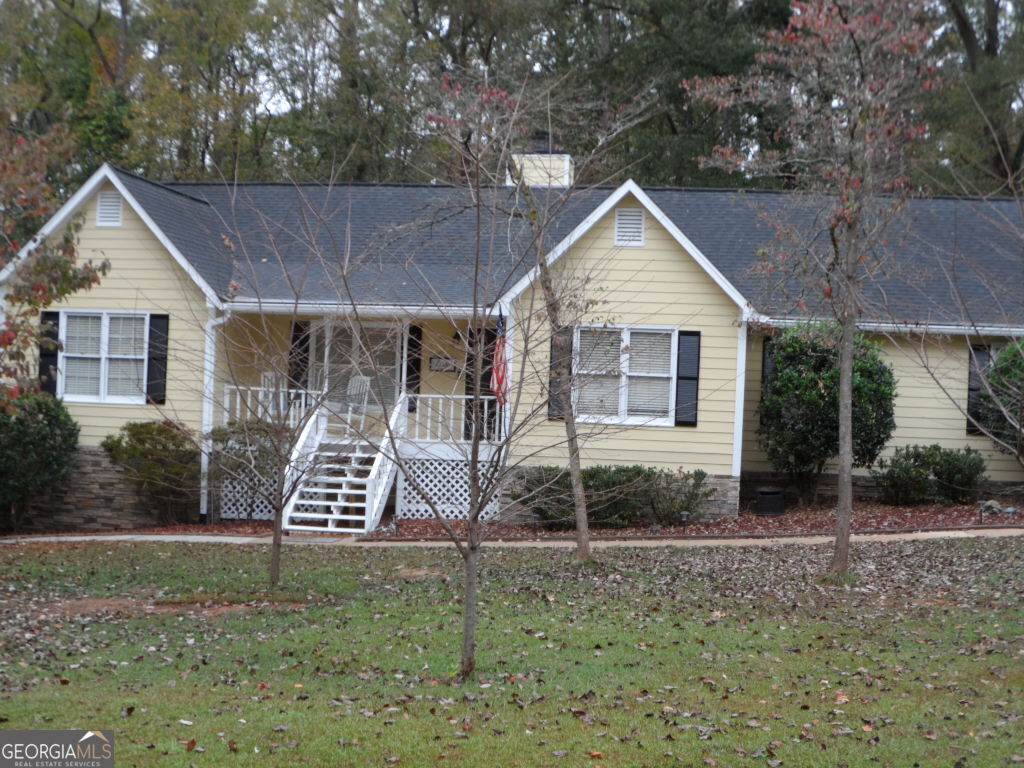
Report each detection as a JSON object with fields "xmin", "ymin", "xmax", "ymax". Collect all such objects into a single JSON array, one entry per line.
[
  {"xmin": 975, "ymin": 341, "xmax": 1024, "ymax": 467},
  {"xmin": 0, "ymin": 393, "xmax": 79, "ymax": 531},
  {"xmin": 102, "ymin": 421, "xmax": 200, "ymax": 523},
  {"xmin": 758, "ymin": 325, "xmax": 896, "ymax": 505}
]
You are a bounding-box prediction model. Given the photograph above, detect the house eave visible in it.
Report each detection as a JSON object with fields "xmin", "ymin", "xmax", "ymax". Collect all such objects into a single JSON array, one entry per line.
[
  {"xmin": 224, "ymin": 299, "xmax": 481, "ymax": 319},
  {"xmin": 761, "ymin": 316, "xmax": 1024, "ymax": 337}
]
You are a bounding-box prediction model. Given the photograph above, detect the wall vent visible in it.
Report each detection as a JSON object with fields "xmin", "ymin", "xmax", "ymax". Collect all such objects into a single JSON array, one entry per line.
[
  {"xmin": 614, "ymin": 207, "xmax": 645, "ymax": 246},
  {"xmin": 96, "ymin": 190, "xmax": 123, "ymax": 227}
]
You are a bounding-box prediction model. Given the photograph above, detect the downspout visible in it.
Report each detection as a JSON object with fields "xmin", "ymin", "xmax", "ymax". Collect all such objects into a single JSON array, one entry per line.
[
  {"xmin": 200, "ymin": 305, "xmax": 231, "ymax": 519},
  {"xmin": 731, "ymin": 318, "xmax": 748, "ymax": 478}
]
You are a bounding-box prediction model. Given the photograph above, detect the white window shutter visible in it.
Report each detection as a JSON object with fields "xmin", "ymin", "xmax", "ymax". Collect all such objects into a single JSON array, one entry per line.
[
  {"xmin": 96, "ymin": 190, "xmax": 123, "ymax": 227},
  {"xmin": 615, "ymin": 207, "xmax": 645, "ymax": 246}
]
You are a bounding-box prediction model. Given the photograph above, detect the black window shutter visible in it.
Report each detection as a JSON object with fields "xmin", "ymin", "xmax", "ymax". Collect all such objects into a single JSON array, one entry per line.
[
  {"xmin": 675, "ymin": 331, "xmax": 700, "ymax": 427},
  {"xmin": 288, "ymin": 320, "xmax": 311, "ymax": 390},
  {"xmin": 406, "ymin": 324, "xmax": 423, "ymax": 412},
  {"xmin": 759, "ymin": 336, "xmax": 776, "ymax": 427},
  {"xmin": 39, "ymin": 311, "xmax": 60, "ymax": 395},
  {"xmin": 548, "ymin": 327, "xmax": 573, "ymax": 421},
  {"xmin": 967, "ymin": 344, "xmax": 990, "ymax": 434},
  {"xmin": 761, "ymin": 337, "xmax": 776, "ymax": 385},
  {"xmin": 146, "ymin": 314, "xmax": 169, "ymax": 405}
]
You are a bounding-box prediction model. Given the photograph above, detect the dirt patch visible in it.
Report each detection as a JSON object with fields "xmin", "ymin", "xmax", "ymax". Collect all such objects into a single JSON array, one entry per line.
[
  {"xmin": 48, "ymin": 597, "xmax": 144, "ymax": 617},
  {"xmin": 397, "ymin": 567, "xmax": 451, "ymax": 582},
  {"xmin": 46, "ymin": 596, "xmax": 303, "ymax": 620}
]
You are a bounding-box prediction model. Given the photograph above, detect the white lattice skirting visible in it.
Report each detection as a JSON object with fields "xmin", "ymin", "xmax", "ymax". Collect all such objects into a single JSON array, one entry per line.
[
  {"xmin": 218, "ymin": 475, "xmax": 275, "ymax": 520},
  {"xmin": 397, "ymin": 459, "xmax": 502, "ymax": 520}
]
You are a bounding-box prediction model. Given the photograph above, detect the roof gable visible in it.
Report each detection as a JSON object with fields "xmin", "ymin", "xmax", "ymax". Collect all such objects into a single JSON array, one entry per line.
[
  {"xmin": 0, "ymin": 164, "xmax": 224, "ymax": 308},
  {"xmin": 500, "ymin": 180, "xmax": 757, "ymax": 319}
]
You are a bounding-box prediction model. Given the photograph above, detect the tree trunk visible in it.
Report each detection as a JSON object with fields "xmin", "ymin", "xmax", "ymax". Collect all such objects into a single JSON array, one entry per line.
[
  {"xmin": 269, "ymin": 471, "xmax": 285, "ymax": 586},
  {"xmin": 563, "ymin": 408, "xmax": 591, "ymax": 561},
  {"xmin": 458, "ymin": 543, "xmax": 479, "ymax": 682},
  {"xmin": 831, "ymin": 310, "xmax": 856, "ymax": 575},
  {"xmin": 517, "ymin": 163, "xmax": 591, "ymax": 562}
]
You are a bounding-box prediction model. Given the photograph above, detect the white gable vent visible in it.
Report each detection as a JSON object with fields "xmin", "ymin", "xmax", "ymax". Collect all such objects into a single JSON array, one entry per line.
[
  {"xmin": 615, "ymin": 207, "xmax": 645, "ymax": 246},
  {"xmin": 96, "ymin": 189, "xmax": 123, "ymax": 227}
]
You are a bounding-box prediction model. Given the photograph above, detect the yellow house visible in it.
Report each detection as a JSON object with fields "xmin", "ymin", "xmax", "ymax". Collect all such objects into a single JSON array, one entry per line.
[{"xmin": 4, "ymin": 163, "xmax": 1022, "ymax": 532}]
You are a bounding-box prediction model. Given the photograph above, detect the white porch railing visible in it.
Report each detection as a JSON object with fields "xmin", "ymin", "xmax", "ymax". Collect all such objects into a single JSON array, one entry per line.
[
  {"xmin": 404, "ymin": 394, "xmax": 503, "ymax": 443},
  {"xmin": 280, "ymin": 397, "xmax": 328, "ymax": 526},
  {"xmin": 223, "ymin": 385, "xmax": 318, "ymax": 429},
  {"xmin": 363, "ymin": 393, "xmax": 408, "ymax": 533}
]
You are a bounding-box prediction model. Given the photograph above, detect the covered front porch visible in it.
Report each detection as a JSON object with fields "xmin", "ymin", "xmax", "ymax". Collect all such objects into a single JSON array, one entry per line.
[{"xmin": 214, "ymin": 312, "xmax": 506, "ymax": 533}]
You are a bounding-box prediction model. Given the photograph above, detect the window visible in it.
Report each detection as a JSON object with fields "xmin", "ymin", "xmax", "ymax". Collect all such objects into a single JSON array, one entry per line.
[
  {"xmin": 967, "ymin": 344, "xmax": 991, "ymax": 434},
  {"xmin": 96, "ymin": 190, "xmax": 123, "ymax": 227},
  {"xmin": 571, "ymin": 326, "xmax": 700, "ymax": 426},
  {"xmin": 60, "ymin": 313, "xmax": 148, "ymax": 403},
  {"xmin": 614, "ymin": 207, "xmax": 645, "ymax": 246},
  {"xmin": 40, "ymin": 312, "xmax": 168, "ymax": 405}
]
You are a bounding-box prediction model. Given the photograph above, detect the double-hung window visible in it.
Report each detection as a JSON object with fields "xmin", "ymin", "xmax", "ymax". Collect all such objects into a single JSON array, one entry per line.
[
  {"xmin": 575, "ymin": 327, "xmax": 677, "ymax": 425},
  {"xmin": 60, "ymin": 312, "xmax": 149, "ymax": 403}
]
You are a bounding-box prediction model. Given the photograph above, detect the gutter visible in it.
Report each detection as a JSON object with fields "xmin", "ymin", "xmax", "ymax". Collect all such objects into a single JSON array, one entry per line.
[
  {"xmin": 761, "ymin": 317, "xmax": 1024, "ymax": 337},
  {"xmin": 225, "ymin": 300, "xmax": 479, "ymax": 319}
]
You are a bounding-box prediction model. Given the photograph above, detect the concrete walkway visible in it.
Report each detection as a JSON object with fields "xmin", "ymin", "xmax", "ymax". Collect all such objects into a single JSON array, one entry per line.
[{"xmin": 2, "ymin": 527, "xmax": 1022, "ymax": 548}]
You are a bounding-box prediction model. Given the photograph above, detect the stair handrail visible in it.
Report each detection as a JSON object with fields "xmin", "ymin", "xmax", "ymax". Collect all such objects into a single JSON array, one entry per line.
[
  {"xmin": 281, "ymin": 389, "xmax": 328, "ymax": 525},
  {"xmin": 363, "ymin": 393, "xmax": 408, "ymax": 533}
]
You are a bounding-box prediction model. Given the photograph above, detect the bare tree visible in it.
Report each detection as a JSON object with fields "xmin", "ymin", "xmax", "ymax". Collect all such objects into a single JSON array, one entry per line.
[{"xmin": 688, "ymin": 0, "xmax": 937, "ymax": 575}]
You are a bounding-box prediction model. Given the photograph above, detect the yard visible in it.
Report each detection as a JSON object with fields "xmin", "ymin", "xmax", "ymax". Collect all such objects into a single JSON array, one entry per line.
[{"xmin": 0, "ymin": 537, "xmax": 1021, "ymax": 767}]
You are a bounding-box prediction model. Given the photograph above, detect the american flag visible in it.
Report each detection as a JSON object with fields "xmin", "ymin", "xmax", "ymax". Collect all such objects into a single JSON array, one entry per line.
[{"xmin": 490, "ymin": 311, "xmax": 509, "ymax": 405}]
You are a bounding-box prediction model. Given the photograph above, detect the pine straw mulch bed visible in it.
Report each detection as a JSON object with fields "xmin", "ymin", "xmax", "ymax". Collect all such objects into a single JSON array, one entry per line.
[{"xmin": 363, "ymin": 502, "xmax": 1023, "ymax": 541}]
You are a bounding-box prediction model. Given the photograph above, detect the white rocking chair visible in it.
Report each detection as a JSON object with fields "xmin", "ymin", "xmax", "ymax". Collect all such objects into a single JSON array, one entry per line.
[{"xmin": 343, "ymin": 374, "xmax": 371, "ymax": 435}]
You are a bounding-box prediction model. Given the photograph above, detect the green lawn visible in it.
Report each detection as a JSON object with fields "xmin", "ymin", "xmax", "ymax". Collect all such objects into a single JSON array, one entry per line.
[{"xmin": 0, "ymin": 538, "xmax": 1021, "ymax": 767}]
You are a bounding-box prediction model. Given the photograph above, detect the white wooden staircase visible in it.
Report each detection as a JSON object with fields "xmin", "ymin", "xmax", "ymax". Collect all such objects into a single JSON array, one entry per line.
[
  {"xmin": 285, "ymin": 441, "xmax": 378, "ymax": 532},
  {"xmin": 280, "ymin": 396, "xmax": 407, "ymax": 535}
]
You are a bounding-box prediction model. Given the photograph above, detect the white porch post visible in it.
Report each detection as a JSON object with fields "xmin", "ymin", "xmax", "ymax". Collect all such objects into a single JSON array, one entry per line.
[{"xmin": 498, "ymin": 300, "xmax": 513, "ymax": 443}]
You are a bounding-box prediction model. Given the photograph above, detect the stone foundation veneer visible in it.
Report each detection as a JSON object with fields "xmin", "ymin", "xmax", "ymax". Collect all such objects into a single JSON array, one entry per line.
[
  {"xmin": 24, "ymin": 447, "xmax": 160, "ymax": 532},
  {"xmin": 702, "ymin": 475, "xmax": 741, "ymax": 519},
  {"xmin": 498, "ymin": 470, "xmax": 741, "ymax": 522}
]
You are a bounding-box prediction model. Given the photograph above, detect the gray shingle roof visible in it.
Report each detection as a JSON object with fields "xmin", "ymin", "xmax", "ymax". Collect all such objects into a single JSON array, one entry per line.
[
  {"xmin": 114, "ymin": 171, "xmax": 235, "ymax": 298},
  {"xmin": 111, "ymin": 167, "xmax": 1024, "ymax": 328},
  {"xmin": 646, "ymin": 188, "xmax": 1024, "ymax": 328}
]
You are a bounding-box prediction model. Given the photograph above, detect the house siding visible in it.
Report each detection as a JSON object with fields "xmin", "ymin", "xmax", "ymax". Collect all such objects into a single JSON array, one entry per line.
[
  {"xmin": 741, "ymin": 333, "xmax": 1024, "ymax": 484},
  {"xmin": 512, "ymin": 196, "xmax": 744, "ymax": 477},
  {"xmin": 419, "ymin": 318, "xmax": 467, "ymax": 396},
  {"xmin": 49, "ymin": 182, "xmax": 211, "ymax": 446},
  {"xmin": 220, "ymin": 313, "xmax": 293, "ymax": 390}
]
